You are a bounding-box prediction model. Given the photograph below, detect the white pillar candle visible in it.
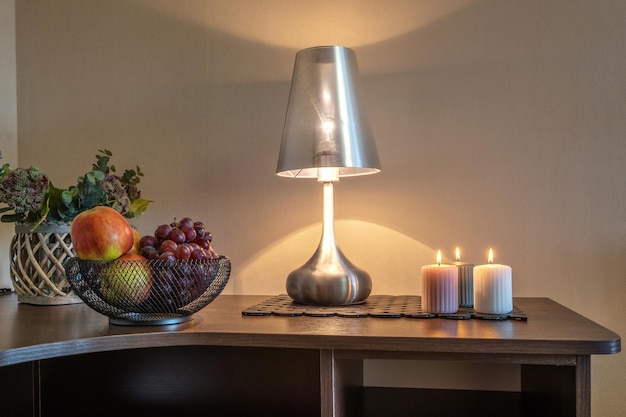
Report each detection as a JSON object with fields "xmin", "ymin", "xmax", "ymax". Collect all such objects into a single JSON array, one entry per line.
[
  {"xmin": 421, "ymin": 250, "xmax": 458, "ymax": 314},
  {"xmin": 451, "ymin": 247, "xmax": 474, "ymax": 308},
  {"xmin": 473, "ymin": 249, "xmax": 513, "ymax": 314}
]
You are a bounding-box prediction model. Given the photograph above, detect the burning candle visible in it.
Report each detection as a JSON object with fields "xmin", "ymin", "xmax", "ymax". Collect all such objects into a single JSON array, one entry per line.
[
  {"xmin": 421, "ymin": 250, "xmax": 458, "ymax": 314},
  {"xmin": 473, "ymin": 249, "xmax": 512, "ymax": 314},
  {"xmin": 451, "ymin": 247, "xmax": 474, "ymax": 308}
]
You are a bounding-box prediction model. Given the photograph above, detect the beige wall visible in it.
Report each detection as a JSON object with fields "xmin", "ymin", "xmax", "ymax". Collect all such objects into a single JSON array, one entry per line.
[
  {"xmin": 10, "ymin": 0, "xmax": 626, "ymax": 415},
  {"xmin": 0, "ymin": 0, "xmax": 17, "ymax": 287}
]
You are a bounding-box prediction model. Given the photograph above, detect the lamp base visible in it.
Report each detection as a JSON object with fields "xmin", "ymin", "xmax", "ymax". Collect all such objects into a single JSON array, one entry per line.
[{"xmin": 286, "ymin": 245, "xmax": 372, "ymax": 306}]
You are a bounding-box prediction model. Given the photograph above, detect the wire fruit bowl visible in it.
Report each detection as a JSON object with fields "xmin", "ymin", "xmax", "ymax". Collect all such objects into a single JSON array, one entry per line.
[{"xmin": 65, "ymin": 255, "xmax": 231, "ymax": 325}]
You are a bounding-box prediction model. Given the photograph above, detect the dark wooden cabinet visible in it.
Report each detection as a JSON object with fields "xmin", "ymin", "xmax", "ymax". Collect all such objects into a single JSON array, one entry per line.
[
  {"xmin": 38, "ymin": 346, "xmax": 320, "ymax": 417},
  {"xmin": 0, "ymin": 295, "xmax": 620, "ymax": 417}
]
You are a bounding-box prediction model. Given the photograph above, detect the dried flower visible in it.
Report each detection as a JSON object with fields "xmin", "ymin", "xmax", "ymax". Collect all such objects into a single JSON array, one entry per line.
[
  {"xmin": 99, "ymin": 174, "xmax": 131, "ymax": 216},
  {"xmin": 0, "ymin": 166, "xmax": 50, "ymax": 221}
]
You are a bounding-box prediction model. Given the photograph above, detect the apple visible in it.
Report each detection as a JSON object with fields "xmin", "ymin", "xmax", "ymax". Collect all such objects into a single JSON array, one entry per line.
[
  {"xmin": 129, "ymin": 228, "xmax": 142, "ymax": 255},
  {"xmin": 70, "ymin": 206, "xmax": 134, "ymax": 260},
  {"xmin": 100, "ymin": 252, "xmax": 153, "ymax": 306}
]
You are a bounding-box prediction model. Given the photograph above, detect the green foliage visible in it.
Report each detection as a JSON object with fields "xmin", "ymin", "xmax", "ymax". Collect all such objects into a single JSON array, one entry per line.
[{"xmin": 0, "ymin": 149, "xmax": 152, "ymax": 230}]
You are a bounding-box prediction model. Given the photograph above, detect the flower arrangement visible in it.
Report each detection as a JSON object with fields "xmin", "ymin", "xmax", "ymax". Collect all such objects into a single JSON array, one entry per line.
[{"xmin": 0, "ymin": 149, "xmax": 151, "ymax": 230}]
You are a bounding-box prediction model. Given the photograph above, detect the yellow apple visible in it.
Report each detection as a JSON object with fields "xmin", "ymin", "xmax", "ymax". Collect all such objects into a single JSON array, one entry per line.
[
  {"xmin": 129, "ymin": 228, "xmax": 142, "ymax": 254},
  {"xmin": 100, "ymin": 253, "xmax": 153, "ymax": 307}
]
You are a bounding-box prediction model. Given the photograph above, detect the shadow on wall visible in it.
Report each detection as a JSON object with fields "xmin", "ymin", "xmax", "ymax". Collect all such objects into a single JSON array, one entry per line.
[{"xmin": 230, "ymin": 219, "xmax": 441, "ymax": 296}]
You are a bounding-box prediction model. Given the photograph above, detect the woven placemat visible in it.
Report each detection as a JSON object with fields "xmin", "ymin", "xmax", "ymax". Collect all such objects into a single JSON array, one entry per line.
[{"xmin": 242, "ymin": 294, "xmax": 527, "ymax": 321}]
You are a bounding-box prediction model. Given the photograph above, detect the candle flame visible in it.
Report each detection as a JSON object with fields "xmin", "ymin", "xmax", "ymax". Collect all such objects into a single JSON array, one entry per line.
[
  {"xmin": 455, "ymin": 247, "xmax": 461, "ymax": 262},
  {"xmin": 436, "ymin": 250, "xmax": 442, "ymax": 265},
  {"xmin": 488, "ymin": 248, "xmax": 494, "ymax": 264}
]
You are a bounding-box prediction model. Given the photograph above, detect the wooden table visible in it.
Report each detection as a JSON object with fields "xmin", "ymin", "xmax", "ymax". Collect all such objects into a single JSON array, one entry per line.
[{"xmin": 0, "ymin": 294, "xmax": 620, "ymax": 417}]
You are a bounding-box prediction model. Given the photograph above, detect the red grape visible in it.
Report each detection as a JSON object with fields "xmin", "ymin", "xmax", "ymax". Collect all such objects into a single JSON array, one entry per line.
[
  {"xmin": 141, "ymin": 246, "xmax": 159, "ymax": 259},
  {"xmin": 168, "ymin": 228, "xmax": 186, "ymax": 244},
  {"xmin": 154, "ymin": 224, "xmax": 172, "ymax": 241},
  {"xmin": 160, "ymin": 239, "xmax": 178, "ymax": 253},
  {"xmin": 193, "ymin": 238, "xmax": 210, "ymax": 250},
  {"xmin": 178, "ymin": 217, "xmax": 194, "ymax": 229},
  {"xmin": 190, "ymin": 249, "xmax": 205, "ymax": 260},
  {"xmin": 176, "ymin": 244, "xmax": 192, "ymax": 260},
  {"xmin": 139, "ymin": 235, "xmax": 158, "ymax": 248},
  {"xmin": 181, "ymin": 226, "xmax": 197, "ymax": 242},
  {"xmin": 158, "ymin": 251, "xmax": 176, "ymax": 262},
  {"xmin": 193, "ymin": 222, "xmax": 205, "ymax": 238}
]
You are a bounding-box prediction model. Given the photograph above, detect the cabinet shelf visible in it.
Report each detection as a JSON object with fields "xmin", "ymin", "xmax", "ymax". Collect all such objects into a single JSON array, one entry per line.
[{"xmin": 356, "ymin": 387, "xmax": 523, "ymax": 417}]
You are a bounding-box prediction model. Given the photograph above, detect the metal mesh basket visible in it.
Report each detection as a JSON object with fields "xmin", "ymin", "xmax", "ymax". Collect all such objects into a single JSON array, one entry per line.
[{"xmin": 65, "ymin": 256, "xmax": 231, "ymax": 325}]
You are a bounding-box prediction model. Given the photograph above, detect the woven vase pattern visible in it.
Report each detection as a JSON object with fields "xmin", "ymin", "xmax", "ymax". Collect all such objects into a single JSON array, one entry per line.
[{"xmin": 9, "ymin": 222, "xmax": 81, "ymax": 305}]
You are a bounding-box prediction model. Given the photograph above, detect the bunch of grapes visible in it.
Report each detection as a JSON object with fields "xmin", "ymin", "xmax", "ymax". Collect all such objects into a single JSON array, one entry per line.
[
  {"xmin": 139, "ymin": 217, "xmax": 220, "ymax": 309},
  {"xmin": 147, "ymin": 261, "xmax": 215, "ymax": 310},
  {"xmin": 139, "ymin": 217, "xmax": 218, "ymax": 261}
]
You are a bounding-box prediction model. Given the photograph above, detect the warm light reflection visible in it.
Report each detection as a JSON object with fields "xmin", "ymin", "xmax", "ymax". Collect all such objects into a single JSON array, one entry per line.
[
  {"xmin": 231, "ymin": 220, "xmax": 439, "ymax": 296},
  {"xmin": 130, "ymin": 0, "xmax": 476, "ymax": 49},
  {"xmin": 317, "ymin": 167, "xmax": 339, "ymax": 182},
  {"xmin": 321, "ymin": 119, "xmax": 335, "ymax": 136}
]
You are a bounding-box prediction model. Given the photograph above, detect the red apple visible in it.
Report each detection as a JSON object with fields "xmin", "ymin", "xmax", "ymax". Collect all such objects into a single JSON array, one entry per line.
[
  {"xmin": 70, "ymin": 206, "xmax": 134, "ymax": 260},
  {"xmin": 100, "ymin": 252, "xmax": 153, "ymax": 306}
]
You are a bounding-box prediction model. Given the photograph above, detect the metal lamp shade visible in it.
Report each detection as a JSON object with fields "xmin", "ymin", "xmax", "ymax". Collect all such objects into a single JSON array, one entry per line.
[{"xmin": 277, "ymin": 46, "xmax": 380, "ymax": 178}]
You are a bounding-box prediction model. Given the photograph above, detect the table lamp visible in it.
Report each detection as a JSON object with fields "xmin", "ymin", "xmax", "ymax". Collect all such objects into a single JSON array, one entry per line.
[{"xmin": 276, "ymin": 46, "xmax": 381, "ymax": 305}]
